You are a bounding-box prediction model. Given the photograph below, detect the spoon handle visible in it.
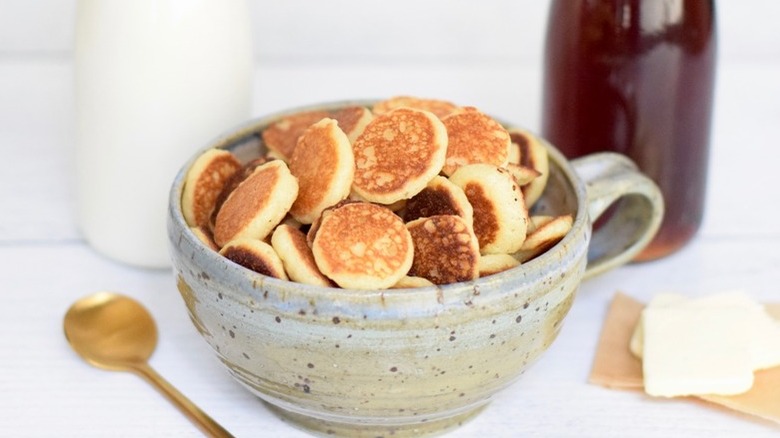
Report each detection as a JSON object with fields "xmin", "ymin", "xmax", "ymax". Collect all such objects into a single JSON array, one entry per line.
[{"xmin": 133, "ymin": 363, "xmax": 234, "ymax": 438}]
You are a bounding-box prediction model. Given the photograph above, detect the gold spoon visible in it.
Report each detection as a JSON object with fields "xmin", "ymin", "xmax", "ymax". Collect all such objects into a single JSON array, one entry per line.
[{"xmin": 64, "ymin": 291, "xmax": 233, "ymax": 438}]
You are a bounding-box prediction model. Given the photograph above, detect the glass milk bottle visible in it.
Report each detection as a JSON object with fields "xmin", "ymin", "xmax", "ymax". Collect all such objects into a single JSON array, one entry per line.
[
  {"xmin": 541, "ymin": 0, "xmax": 717, "ymax": 261},
  {"xmin": 75, "ymin": 0, "xmax": 253, "ymax": 267}
]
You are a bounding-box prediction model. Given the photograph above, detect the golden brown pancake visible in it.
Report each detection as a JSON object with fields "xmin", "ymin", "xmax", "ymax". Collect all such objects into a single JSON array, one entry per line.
[
  {"xmin": 449, "ymin": 164, "xmax": 528, "ymax": 254},
  {"xmin": 190, "ymin": 225, "xmax": 220, "ymax": 251},
  {"xmin": 209, "ymin": 157, "xmax": 270, "ymax": 230},
  {"xmin": 508, "ymin": 140, "xmax": 521, "ymax": 165},
  {"xmin": 262, "ymin": 106, "xmax": 373, "ymax": 160},
  {"xmin": 182, "ymin": 148, "xmax": 241, "ymax": 227},
  {"xmin": 332, "ymin": 106, "xmax": 374, "ymax": 144},
  {"xmin": 478, "ymin": 254, "xmax": 520, "ymax": 277},
  {"xmin": 347, "ymin": 191, "xmax": 406, "ymax": 212},
  {"xmin": 351, "ymin": 108, "xmax": 447, "ymax": 204},
  {"xmin": 506, "ymin": 163, "xmax": 541, "ymax": 187},
  {"xmin": 373, "ymin": 96, "xmax": 459, "ymax": 120},
  {"xmin": 441, "ymin": 107, "xmax": 511, "ymax": 176},
  {"xmin": 305, "ymin": 212, "xmax": 322, "ymax": 249},
  {"xmin": 402, "ymin": 176, "xmax": 473, "ymax": 229},
  {"xmin": 513, "ymin": 214, "xmax": 573, "ymax": 263},
  {"xmin": 213, "ymin": 160, "xmax": 299, "ymax": 247},
  {"xmin": 280, "ymin": 215, "xmax": 303, "ymax": 230},
  {"xmin": 508, "ymin": 128, "xmax": 549, "ymax": 207},
  {"xmin": 406, "ymin": 215, "xmax": 480, "ymax": 285},
  {"xmin": 271, "ymin": 224, "xmax": 332, "ymax": 286},
  {"xmin": 264, "ymin": 149, "xmax": 287, "ymax": 162},
  {"xmin": 384, "ymin": 198, "xmax": 408, "ymax": 212},
  {"xmin": 391, "ymin": 276, "xmax": 435, "ymax": 289},
  {"xmin": 305, "ymin": 199, "xmax": 357, "ymax": 247},
  {"xmin": 526, "ymin": 215, "xmax": 555, "ymax": 234},
  {"xmin": 219, "ymin": 238, "xmax": 288, "ymax": 279},
  {"xmin": 288, "ymin": 118, "xmax": 355, "ymax": 224},
  {"xmin": 312, "ymin": 202, "xmax": 413, "ymax": 290}
]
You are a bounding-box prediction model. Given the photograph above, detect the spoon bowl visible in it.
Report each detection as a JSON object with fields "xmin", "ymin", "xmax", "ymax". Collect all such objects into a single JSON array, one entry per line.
[
  {"xmin": 64, "ymin": 291, "xmax": 157, "ymax": 370},
  {"xmin": 64, "ymin": 292, "xmax": 233, "ymax": 438}
]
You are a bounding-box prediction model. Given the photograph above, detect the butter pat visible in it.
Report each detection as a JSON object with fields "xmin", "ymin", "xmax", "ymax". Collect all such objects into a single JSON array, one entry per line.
[
  {"xmin": 629, "ymin": 293, "xmax": 686, "ymax": 357},
  {"xmin": 632, "ymin": 291, "xmax": 780, "ymax": 371},
  {"xmin": 750, "ymin": 310, "xmax": 780, "ymax": 370},
  {"xmin": 642, "ymin": 306, "xmax": 755, "ymax": 397}
]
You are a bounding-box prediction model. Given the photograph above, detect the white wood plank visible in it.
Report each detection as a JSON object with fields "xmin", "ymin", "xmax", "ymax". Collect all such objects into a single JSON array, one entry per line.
[
  {"xmin": 0, "ymin": 59, "xmax": 78, "ymax": 241},
  {"xmin": 252, "ymin": 63, "xmax": 542, "ymax": 128},
  {"xmin": 248, "ymin": 0, "xmax": 547, "ymax": 62},
  {"xmin": 702, "ymin": 63, "xmax": 780, "ymax": 238},
  {"xmin": 0, "ymin": 0, "xmax": 76, "ymax": 53},
  {"xmin": 2, "ymin": 0, "xmax": 780, "ymax": 65},
  {"xmin": 719, "ymin": 0, "xmax": 780, "ymax": 63},
  {"xmin": 0, "ymin": 0, "xmax": 549, "ymax": 61}
]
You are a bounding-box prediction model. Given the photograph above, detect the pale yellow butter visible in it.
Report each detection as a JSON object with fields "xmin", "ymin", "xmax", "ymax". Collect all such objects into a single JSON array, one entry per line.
[
  {"xmin": 634, "ymin": 290, "xmax": 780, "ymax": 398},
  {"xmin": 632, "ymin": 291, "xmax": 780, "ymax": 371},
  {"xmin": 629, "ymin": 293, "xmax": 686, "ymax": 357},
  {"xmin": 749, "ymin": 310, "xmax": 780, "ymax": 370},
  {"xmin": 642, "ymin": 306, "xmax": 755, "ymax": 397}
]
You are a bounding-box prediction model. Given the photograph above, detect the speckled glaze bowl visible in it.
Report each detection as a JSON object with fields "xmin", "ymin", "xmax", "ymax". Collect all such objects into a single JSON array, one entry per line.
[{"xmin": 168, "ymin": 101, "xmax": 663, "ymax": 437}]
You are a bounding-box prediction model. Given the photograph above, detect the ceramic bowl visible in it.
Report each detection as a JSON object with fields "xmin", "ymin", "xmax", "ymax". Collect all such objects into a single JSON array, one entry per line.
[{"xmin": 168, "ymin": 101, "xmax": 663, "ymax": 437}]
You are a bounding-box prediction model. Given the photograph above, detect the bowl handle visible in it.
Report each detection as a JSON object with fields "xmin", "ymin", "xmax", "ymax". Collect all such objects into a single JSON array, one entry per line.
[{"xmin": 570, "ymin": 152, "xmax": 664, "ymax": 279}]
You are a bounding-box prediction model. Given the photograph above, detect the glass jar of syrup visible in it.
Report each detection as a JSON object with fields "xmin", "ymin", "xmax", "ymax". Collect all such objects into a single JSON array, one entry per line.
[{"xmin": 541, "ymin": 0, "xmax": 717, "ymax": 261}]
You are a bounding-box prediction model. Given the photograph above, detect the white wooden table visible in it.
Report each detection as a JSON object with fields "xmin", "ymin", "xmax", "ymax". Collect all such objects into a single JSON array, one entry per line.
[{"xmin": 2, "ymin": 1, "xmax": 780, "ymax": 436}]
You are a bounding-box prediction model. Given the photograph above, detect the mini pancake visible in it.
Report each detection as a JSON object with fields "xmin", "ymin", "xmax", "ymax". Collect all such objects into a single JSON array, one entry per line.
[
  {"xmin": 441, "ymin": 107, "xmax": 511, "ymax": 176},
  {"xmin": 406, "ymin": 215, "xmax": 479, "ymax": 285},
  {"xmin": 403, "ymin": 176, "xmax": 473, "ymax": 229},
  {"xmin": 271, "ymin": 224, "xmax": 332, "ymax": 286},
  {"xmin": 351, "ymin": 108, "xmax": 447, "ymax": 204},
  {"xmin": 312, "ymin": 202, "xmax": 413, "ymax": 290},
  {"xmin": 182, "ymin": 148, "xmax": 242, "ymax": 227},
  {"xmin": 305, "ymin": 199, "xmax": 357, "ymax": 247},
  {"xmin": 347, "ymin": 191, "xmax": 406, "ymax": 212},
  {"xmin": 280, "ymin": 215, "xmax": 303, "ymax": 230},
  {"xmin": 306, "ymin": 212, "xmax": 322, "ymax": 249},
  {"xmin": 385, "ymin": 198, "xmax": 407, "ymax": 212},
  {"xmin": 508, "ymin": 141, "xmax": 521, "ymax": 165},
  {"xmin": 190, "ymin": 226, "xmax": 220, "ymax": 251},
  {"xmin": 508, "ymin": 128, "xmax": 549, "ymax": 207},
  {"xmin": 213, "ymin": 160, "xmax": 299, "ymax": 247},
  {"xmin": 513, "ymin": 214, "xmax": 573, "ymax": 263},
  {"xmin": 209, "ymin": 157, "xmax": 270, "ymax": 230},
  {"xmin": 449, "ymin": 164, "xmax": 528, "ymax": 254},
  {"xmin": 506, "ymin": 163, "xmax": 541, "ymax": 187},
  {"xmin": 306, "ymin": 216, "xmax": 321, "ymax": 248},
  {"xmin": 332, "ymin": 106, "xmax": 374, "ymax": 144},
  {"xmin": 526, "ymin": 215, "xmax": 555, "ymax": 234},
  {"xmin": 506, "ymin": 168, "xmax": 536, "ymax": 239},
  {"xmin": 478, "ymin": 254, "xmax": 520, "ymax": 277},
  {"xmin": 262, "ymin": 106, "xmax": 373, "ymax": 160},
  {"xmin": 219, "ymin": 238, "xmax": 288, "ymax": 279},
  {"xmin": 264, "ymin": 149, "xmax": 287, "ymax": 162},
  {"xmin": 391, "ymin": 276, "xmax": 435, "ymax": 289},
  {"xmin": 373, "ymin": 96, "xmax": 459, "ymax": 119},
  {"xmin": 289, "ymin": 118, "xmax": 355, "ymax": 224}
]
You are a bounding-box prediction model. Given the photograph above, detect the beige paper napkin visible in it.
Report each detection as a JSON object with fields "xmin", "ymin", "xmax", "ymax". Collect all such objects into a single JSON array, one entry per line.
[{"xmin": 589, "ymin": 292, "xmax": 780, "ymax": 424}]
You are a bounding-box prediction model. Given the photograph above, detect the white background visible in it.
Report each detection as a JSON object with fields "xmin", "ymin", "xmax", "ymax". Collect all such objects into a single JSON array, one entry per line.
[{"xmin": 2, "ymin": 1, "xmax": 780, "ymax": 437}]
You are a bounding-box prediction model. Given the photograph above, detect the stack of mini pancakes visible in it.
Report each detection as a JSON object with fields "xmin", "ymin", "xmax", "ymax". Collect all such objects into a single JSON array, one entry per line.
[{"xmin": 182, "ymin": 96, "xmax": 572, "ymax": 290}]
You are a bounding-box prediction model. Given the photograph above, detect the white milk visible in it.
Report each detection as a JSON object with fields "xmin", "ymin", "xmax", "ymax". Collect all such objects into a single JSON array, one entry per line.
[{"xmin": 75, "ymin": 0, "xmax": 253, "ymax": 268}]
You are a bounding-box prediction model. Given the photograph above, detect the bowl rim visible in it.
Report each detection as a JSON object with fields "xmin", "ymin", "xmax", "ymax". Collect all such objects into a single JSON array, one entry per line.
[{"xmin": 168, "ymin": 100, "xmax": 590, "ymax": 316}]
